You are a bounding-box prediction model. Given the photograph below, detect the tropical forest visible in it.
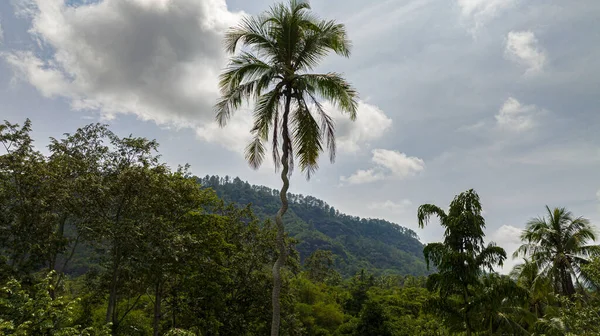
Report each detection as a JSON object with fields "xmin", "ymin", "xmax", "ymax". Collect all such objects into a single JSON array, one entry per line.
[{"xmin": 1, "ymin": 1, "xmax": 599, "ymax": 336}]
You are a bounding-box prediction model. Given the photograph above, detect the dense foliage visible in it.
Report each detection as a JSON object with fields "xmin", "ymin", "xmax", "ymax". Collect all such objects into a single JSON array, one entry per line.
[
  {"xmin": 1, "ymin": 119, "xmax": 599, "ymax": 336},
  {"xmin": 199, "ymin": 175, "xmax": 427, "ymax": 277}
]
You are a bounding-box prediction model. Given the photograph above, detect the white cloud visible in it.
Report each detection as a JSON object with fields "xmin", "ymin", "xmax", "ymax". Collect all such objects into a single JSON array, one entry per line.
[
  {"xmin": 0, "ymin": 20, "xmax": 4, "ymax": 44},
  {"xmin": 195, "ymin": 108, "xmax": 253, "ymax": 153},
  {"xmin": 5, "ymin": 0, "xmax": 242, "ymax": 128},
  {"xmin": 340, "ymin": 169, "xmax": 385, "ymax": 185},
  {"xmin": 490, "ymin": 224, "xmax": 522, "ymax": 245},
  {"xmin": 457, "ymin": 0, "xmax": 518, "ymax": 31},
  {"xmin": 341, "ymin": 149, "xmax": 425, "ymax": 185},
  {"xmin": 495, "ymin": 97, "xmax": 540, "ymax": 132},
  {"xmin": 372, "ymin": 149, "xmax": 425, "ymax": 178},
  {"xmin": 327, "ymin": 100, "xmax": 392, "ymax": 153},
  {"xmin": 5, "ymin": 1, "xmax": 390, "ymax": 156},
  {"xmin": 368, "ymin": 199, "xmax": 413, "ymax": 212},
  {"xmin": 596, "ymin": 189, "xmax": 600, "ymax": 201},
  {"xmin": 505, "ymin": 31, "xmax": 546, "ymax": 74},
  {"xmin": 5, "ymin": 51, "xmax": 71, "ymax": 97},
  {"xmin": 489, "ymin": 224, "xmax": 523, "ymax": 274}
]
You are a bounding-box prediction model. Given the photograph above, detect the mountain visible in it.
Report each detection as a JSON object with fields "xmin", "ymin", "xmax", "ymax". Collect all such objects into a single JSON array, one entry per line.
[{"xmin": 198, "ymin": 175, "xmax": 428, "ymax": 277}]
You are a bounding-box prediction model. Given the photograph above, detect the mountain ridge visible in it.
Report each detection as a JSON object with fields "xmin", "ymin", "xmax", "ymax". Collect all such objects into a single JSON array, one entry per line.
[{"xmin": 198, "ymin": 175, "xmax": 429, "ymax": 277}]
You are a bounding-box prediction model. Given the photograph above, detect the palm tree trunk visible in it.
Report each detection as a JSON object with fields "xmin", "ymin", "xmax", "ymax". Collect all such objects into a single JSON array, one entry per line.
[{"xmin": 271, "ymin": 92, "xmax": 292, "ymax": 336}]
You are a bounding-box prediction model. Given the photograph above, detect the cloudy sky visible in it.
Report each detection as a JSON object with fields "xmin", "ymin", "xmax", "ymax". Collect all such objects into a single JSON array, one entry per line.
[{"xmin": 1, "ymin": 0, "xmax": 599, "ymax": 272}]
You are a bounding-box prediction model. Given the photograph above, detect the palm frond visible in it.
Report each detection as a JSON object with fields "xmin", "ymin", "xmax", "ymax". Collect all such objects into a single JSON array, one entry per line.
[
  {"xmin": 292, "ymin": 97, "xmax": 322, "ymax": 180},
  {"xmin": 293, "ymin": 19, "xmax": 351, "ymax": 71},
  {"xmin": 215, "ymin": 81, "xmax": 258, "ymax": 127},
  {"xmin": 224, "ymin": 14, "xmax": 276, "ymax": 54},
  {"xmin": 251, "ymin": 88, "xmax": 283, "ymax": 138},
  {"xmin": 302, "ymin": 73, "xmax": 358, "ymax": 117},
  {"xmin": 305, "ymin": 90, "xmax": 336, "ymax": 163},
  {"xmin": 245, "ymin": 135, "xmax": 266, "ymax": 170},
  {"xmin": 219, "ymin": 52, "xmax": 274, "ymax": 94}
]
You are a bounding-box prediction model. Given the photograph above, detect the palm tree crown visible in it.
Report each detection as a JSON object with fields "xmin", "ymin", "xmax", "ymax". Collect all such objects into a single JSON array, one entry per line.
[
  {"xmin": 514, "ymin": 206, "xmax": 598, "ymax": 296},
  {"xmin": 215, "ymin": 0, "xmax": 358, "ymax": 178}
]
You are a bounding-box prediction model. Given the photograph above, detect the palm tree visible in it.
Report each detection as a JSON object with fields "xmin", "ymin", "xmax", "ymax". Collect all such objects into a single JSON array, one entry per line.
[
  {"xmin": 215, "ymin": 1, "xmax": 358, "ymax": 335},
  {"xmin": 514, "ymin": 206, "xmax": 598, "ymax": 296},
  {"xmin": 471, "ymin": 273, "xmax": 531, "ymax": 335},
  {"xmin": 510, "ymin": 259, "xmax": 554, "ymax": 319}
]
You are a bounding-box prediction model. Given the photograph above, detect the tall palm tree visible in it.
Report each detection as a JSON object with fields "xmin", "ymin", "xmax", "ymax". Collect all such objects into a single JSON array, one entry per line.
[
  {"xmin": 215, "ymin": 1, "xmax": 358, "ymax": 335},
  {"xmin": 514, "ymin": 206, "xmax": 599, "ymax": 296}
]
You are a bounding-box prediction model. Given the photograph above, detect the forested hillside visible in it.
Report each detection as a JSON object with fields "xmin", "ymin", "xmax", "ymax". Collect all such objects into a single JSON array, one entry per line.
[
  {"xmin": 198, "ymin": 175, "xmax": 427, "ymax": 276},
  {"xmin": 2, "ymin": 120, "xmax": 600, "ymax": 336}
]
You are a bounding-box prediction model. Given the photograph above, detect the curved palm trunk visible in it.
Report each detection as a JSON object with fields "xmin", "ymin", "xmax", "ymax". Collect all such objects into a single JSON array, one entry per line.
[
  {"xmin": 271, "ymin": 93, "xmax": 292, "ymax": 336},
  {"xmin": 561, "ymin": 267, "xmax": 576, "ymax": 296}
]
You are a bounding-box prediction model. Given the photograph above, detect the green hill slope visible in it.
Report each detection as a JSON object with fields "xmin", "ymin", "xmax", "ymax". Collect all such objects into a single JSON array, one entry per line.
[{"xmin": 198, "ymin": 175, "xmax": 428, "ymax": 276}]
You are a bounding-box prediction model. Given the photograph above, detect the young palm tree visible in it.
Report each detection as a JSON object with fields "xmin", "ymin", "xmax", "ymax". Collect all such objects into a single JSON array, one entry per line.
[
  {"xmin": 215, "ymin": 1, "xmax": 358, "ymax": 334},
  {"xmin": 510, "ymin": 259, "xmax": 554, "ymax": 319},
  {"xmin": 514, "ymin": 206, "xmax": 599, "ymax": 296}
]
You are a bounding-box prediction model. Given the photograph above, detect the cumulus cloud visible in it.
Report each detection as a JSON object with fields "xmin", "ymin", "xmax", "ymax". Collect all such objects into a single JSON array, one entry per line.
[
  {"xmin": 372, "ymin": 149, "xmax": 425, "ymax": 178},
  {"xmin": 505, "ymin": 31, "xmax": 546, "ymax": 74},
  {"xmin": 457, "ymin": 0, "xmax": 518, "ymax": 31},
  {"xmin": 5, "ymin": 1, "xmax": 391, "ymax": 157},
  {"xmin": 195, "ymin": 108, "xmax": 253, "ymax": 154},
  {"xmin": 340, "ymin": 169, "xmax": 385, "ymax": 185},
  {"xmin": 489, "ymin": 224, "xmax": 523, "ymax": 273},
  {"xmin": 368, "ymin": 199, "xmax": 413, "ymax": 212},
  {"xmin": 490, "ymin": 224, "xmax": 522, "ymax": 245},
  {"xmin": 5, "ymin": 0, "xmax": 242, "ymax": 127},
  {"xmin": 341, "ymin": 149, "xmax": 425, "ymax": 185},
  {"xmin": 495, "ymin": 97, "xmax": 541, "ymax": 132},
  {"xmin": 329, "ymin": 101, "xmax": 393, "ymax": 153}
]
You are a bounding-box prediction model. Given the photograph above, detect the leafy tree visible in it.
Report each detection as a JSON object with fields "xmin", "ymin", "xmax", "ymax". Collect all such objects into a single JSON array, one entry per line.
[
  {"xmin": 304, "ymin": 249, "xmax": 340, "ymax": 284},
  {"xmin": 582, "ymin": 256, "xmax": 600, "ymax": 288},
  {"xmin": 46, "ymin": 123, "xmax": 115, "ymax": 290},
  {"xmin": 353, "ymin": 300, "xmax": 392, "ymax": 336},
  {"xmin": 344, "ymin": 270, "xmax": 373, "ymax": 316},
  {"xmin": 0, "ymin": 120, "xmax": 57, "ymax": 279},
  {"xmin": 134, "ymin": 168, "xmax": 218, "ymax": 336},
  {"xmin": 417, "ymin": 189, "xmax": 507, "ymax": 336},
  {"xmin": 514, "ymin": 206, "xmax": 598, "ymax": 296},
  {"xmin": 215, "ymin": 1, "xmax": 358, "ymax": 334},
  {"xmin": 0, "ymin": 272, "xmax": 110, "ymax": 335}
]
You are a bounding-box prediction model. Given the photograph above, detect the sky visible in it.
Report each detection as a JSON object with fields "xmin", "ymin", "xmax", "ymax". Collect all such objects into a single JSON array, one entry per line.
[{"xmin": 1, "ymin": 0, "xmax": 599, "ymax": 273}]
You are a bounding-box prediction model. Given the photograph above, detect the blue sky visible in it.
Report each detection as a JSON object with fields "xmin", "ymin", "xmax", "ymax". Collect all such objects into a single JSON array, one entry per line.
[{"xmin": 1, "ymin": 0, "xmax": 599, "ymax": 272}]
